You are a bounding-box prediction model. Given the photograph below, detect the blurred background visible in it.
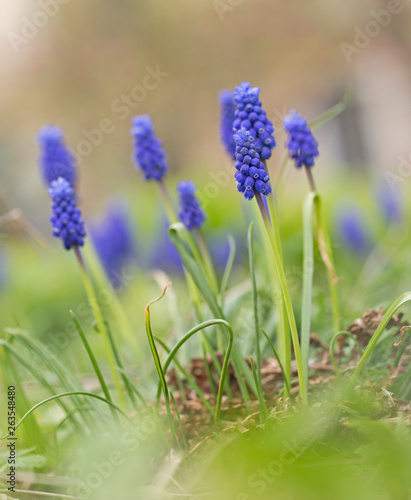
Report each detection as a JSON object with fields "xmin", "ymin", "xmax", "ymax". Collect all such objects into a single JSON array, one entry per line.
[{"xmin": 1, "ymin": 0, "xmax": 411, "ymax": 348}]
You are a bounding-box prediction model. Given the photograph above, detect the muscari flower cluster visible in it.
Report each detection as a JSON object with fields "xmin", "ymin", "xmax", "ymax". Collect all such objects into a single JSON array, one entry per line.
[
  {"xmin": 177, "ymin": 181, "xmax": 206, "ymax": 230},
  {"xmin": 90, "ymin": 200, "xmax": 136, "ymax": 289},
  {"xmin": 219, "ymin": 90, "xmax": 236, "ymax": 159},
  {"xmin": 38, "ymin": 125, "xmax": 77, "ymax": 187},
  {"xmin": 283, "ymin": 110, "xmax": 319, "ymax": 168},
  {"xmin": 130, "ymin": 115, "xmax": 168, "ymax": 181},
  {"xmin": 48, "ymin": 177, "xmax": 86, "ymax": 250},
  {"xmin": 233, "ymin": 82, "xmax": 276, "ymax": 160},
  {"xmin": 234, "ymin": 129, "xmax": 272, "ymax": 201},
  {"xmin": 336, "ymin": 206, "xmax": 370, "ymax": 255}
]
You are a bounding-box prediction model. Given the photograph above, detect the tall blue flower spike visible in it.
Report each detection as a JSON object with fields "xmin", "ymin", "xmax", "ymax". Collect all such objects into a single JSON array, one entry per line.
[
  {"xmin": 283, "ymin": 110, "xmax": 319, "ymax": 168},
  {"xmin": 48, "ymin": 177, "xmax": 86, "ymax": 250},
  {"xmin": 376, "ymin": 180, "xmax": 402, "ymax": 223},
  {"xmin": 336, "ymin": 207, "xmax": 371, "ymax": 255},
  {"xmin": 233, "ymin": 129, "xmax": 272, "ymax": 201},
  {"xmin": 90, "ymin": 200, "xmax": 137, "ymax": 289},
  {"xmin": 130, "ymin": 115, "xmax": 168, "ymax": 181},
  {"xmin": 233, "ymin": 82, "xmax": 276, "ymax": 160},
  {"xmin": 177, "ymin": 181, "xmax": 206, "ymax": 230},
  {"xmin": 38, "ymin": 125, "xmax": 77, "ymax": 187},
  {"xmin": 219, "ymin": 90, "xmax": 236, "ymax": 159}
]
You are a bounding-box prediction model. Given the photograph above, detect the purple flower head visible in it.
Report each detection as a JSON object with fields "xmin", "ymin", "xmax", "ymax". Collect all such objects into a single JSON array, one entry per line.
[
  {"xmin": 283, "ymin": 110, "xmax": 319, "ymax": 168},
  {"xmin": 48, "ymin": 177, "xmax": 86, "ymax": 250},
  {"xmin": 130, "ymin": 115, "xmax": 168, "ymax": 181},
  {"xmin": 336, "ymin": 207, "xmax": 371, "ymax": 255},
  {"xmin": 177, "ymin": 180, "xmax": 206, "ymax": 230},
  {"xmin": 376, "ymin": 180, "xmax": 402, "ymax": 223},
  {"xmin": 233, "ymin": 82, "xmax": 276, "ymax": 160},
  {"xmin": 233, "ymin": 129, "xmax": 272, "ymax": 201},
  {"xmin": 219, "ymin": 90, "xmax": 236, "ymax": 159},
  {"xmin": 90, "ymin": 199, "xmax": 137, "ymax": 289},
  {"xmin": 37, "ymin": 125, "xmax": 77, "ymax": 187}
]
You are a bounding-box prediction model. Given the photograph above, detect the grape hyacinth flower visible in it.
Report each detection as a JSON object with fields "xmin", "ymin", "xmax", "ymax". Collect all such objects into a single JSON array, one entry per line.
[
  {"xmin": 233, "ymin": 82, "xmax": 276, "ymax": 160},
  {"xmin": 130, "ymin": 115, "xmax": 168, "ymax": 181},
  {"xmin": 90, "ymin": 200, "xmax": 136, "ymax": 289},
  {"xmin": 336, "ymin": 207, "xmax": 371, "ymax": 255},
  {"xmin": 233, "ymin": 129, "xmax": 272, "ymax": 201},
  {"xmin": 376, "ymin": 180, "xmax": 402, "ymax": 223},
  {"xmin": 177, "ymin": 181, "xmax": 206, "ymax": 230},
  {"xmin": 48, "ymin": 177, "xmax": 86, "ymax": 250},
  {"xmin": 219, "ymin": 90, "xmax": 236, "ymax": 159},
  {"xmin": 37, "ymin": 125, "xmax": 77, "ymax": 187},
  {"xmin": 283, "ymin": 110, "xmax": 319, "ymax": 169}
]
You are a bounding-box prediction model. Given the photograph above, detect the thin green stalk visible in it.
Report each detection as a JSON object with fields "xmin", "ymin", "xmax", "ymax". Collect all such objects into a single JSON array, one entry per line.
[
  {"xmin": 261, "ymin": 329, "xmax": 290, "ymax": 397},
  {"xmin": 70, "ymin": 312, "xmax": 115, "ymax": 415},
  {"xmin": 170, "ymin": 392, "xmax": 189, "ymax": 454},
  {"xmin": 195, "ymin": 227, "xmax": 219, "ymax": 296},
  {"xmin": 255, "ymin": 192, "xmax": 307, "ymax": 404},
  {"xmin": 74, "ymin": 246, "xmax": 125, "ymax": 410},
  {"xmin": 220, "ymin": 235, "xmax": 237, "ymax": 310},
  {"xmin": 158, "ymin": 179, "xmax": 178, "ymax": 224},
  {"xmin": 250, "ymin": 357, "xmax": 269, "ymax": 418},
  {"xmin": 248, "ymin": 223, "xmax": 262, "ymax": 392},
  {"xmin": 261, "ymin": 191, "xmax": 291, "ymax": 396}
]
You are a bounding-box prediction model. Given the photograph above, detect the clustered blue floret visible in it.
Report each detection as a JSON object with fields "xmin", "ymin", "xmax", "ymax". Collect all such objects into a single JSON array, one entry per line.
[
  {"xmin": 234, "ymin": 129, "xmax": 272, "ymax": 201},
  {"xmin": 283, "ymin": 110, "xmax": 319, "ymax": 168},
  {"xmin": 233, "ymin": 82, "xmax": 276, "ymax": 160},
  {"xmin": 219, "ymin": 90, "xmax": 236, "ymax": 159},
  {"xmin": 177, "ymin": 180, "xmax": 206, "ymax": 230},
  {"xmin": 90, "ymin": 201, "xmax": 136, "ymax": 289},
  {"xmin": 48, "ymin": 177, "xmax": 86, "ymax": 250},
  {"xmin": 130, "ymin": 115, "xmax": 168, "ymax": 181},
  {"xmin": 37, "ymin": 125, "xmax": 77, "ymax": 187}
]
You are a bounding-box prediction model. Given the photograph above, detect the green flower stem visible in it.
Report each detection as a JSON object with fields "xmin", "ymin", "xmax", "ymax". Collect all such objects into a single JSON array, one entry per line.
[
  {"xmin": 74, "ymin": 246, "xmax": 125, "ymax": 410},
  {"xmin": 158, "ymin": 179, "xmax": 178, "ymax": 224},
  {"xmin": 255, "ymin": 192, "xmax": 307, "ymax": 404},
  {"xmin": 264, "ymin": 189, "xmax": 291, "ymax": 396},
  {"xmin": 195, "ymin": 227, "xmax": 219, "ymax": 297},
  {"xmin": 304, "ymin": 167, "xmax": 341, "ymax": 334}
]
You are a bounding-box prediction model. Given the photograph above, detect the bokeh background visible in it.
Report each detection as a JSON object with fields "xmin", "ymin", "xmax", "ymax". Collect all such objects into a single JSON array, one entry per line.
[{"xmin": 1, "ymin": 0, "xmax": 411, "ymax": 349}]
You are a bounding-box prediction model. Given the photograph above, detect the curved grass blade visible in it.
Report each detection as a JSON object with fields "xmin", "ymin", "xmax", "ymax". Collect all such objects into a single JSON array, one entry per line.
[
  {"xmin": 309, "ymin": 86, "xmax": 353, "ymax": 130},
  {"xmin": 156, "ymin": 319, "xmax": 234, "ymax": 422},
  {"xmin": 0, "ymin": 391, "xmax": 129, "ymax": 439},
  {"xmin": 351, "ymin": 292, "xmax": 411, "ymax": 382}
]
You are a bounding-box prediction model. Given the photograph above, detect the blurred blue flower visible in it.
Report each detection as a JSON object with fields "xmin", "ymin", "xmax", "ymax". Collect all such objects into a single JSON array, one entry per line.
[
  {"xmin": 148, "ymin": 220, "xmax": 183, "ymax": 275},
  {"xmin": 38, "ymin": 125, "xmax": 77, "ymax": 187},
  {"xmin": 233, "ymin": 82, "xmax": 276, "ymax": 160},
  {"xmin": 219, "ymin": 90, "xmax": 236, "ymax": 159},
  {"xmin": 376, "ymin": 180, "xmax": 402, "ymax": 223},
  {"xmin": 48, "ymin": 177, "xmax": 86, "ymax": 250},
  {"xmin": 234, "ymin": 129, "xmax": 272, "ymax": 201},
  {"xmin": 336, "ymin": 206, "xmax": 371, "ymax": 255},
  {"xmin": 177, "ymin": 181, "xmax": 206, "ymax": 230},
  {"xmin": 90, "ymin": 199, "xmax": 137, "ymax": 289},
  {"xmin": 283, "ymin": 110, "xmax": 319, "ymax": 168},
  {"xmin": 130, "ymin": 115, "xmax": 168, "ymax": 181}
]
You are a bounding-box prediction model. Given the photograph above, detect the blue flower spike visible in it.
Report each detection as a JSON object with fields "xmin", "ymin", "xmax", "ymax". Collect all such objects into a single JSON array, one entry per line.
[
  {"xmin": 233, "ymin": 129, "xmax": 272, "ymax": 201},
  {"xmin": 37, "ymin": 125, "xmax": 77, "ymax": 187},
  {"xmin": 177, "ymin": 181, "xmax": 206, "ymax": 230},
  {"xmin": 283, "ymin": 110, "xmax": 319, "ymax": 169},
  {"xmin": 130, "ymin": 115, "xmax": 168, "ymax": 181},
  {"xmin": 219, "ymin": 90, "xmax": 236, "ymax": 159},
  {"xmin": 90, "ymin": 200, "xmax": 136, "ymax": 289},
  {"xmin": 48, "ymin": 177, "xmax": 86, "ymax": 250},
  {"xmin": 233, "ymin": 82, "xmax": 276, "ymax": 160}
]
